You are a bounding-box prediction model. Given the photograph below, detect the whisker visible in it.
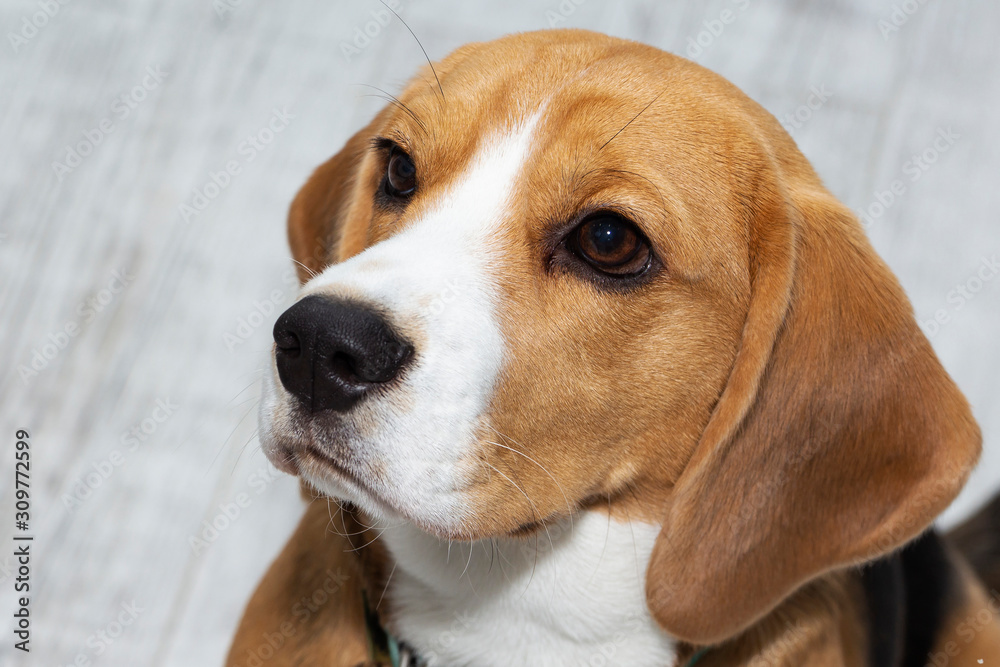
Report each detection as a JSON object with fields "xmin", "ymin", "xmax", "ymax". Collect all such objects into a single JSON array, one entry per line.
[
  {"xmin": 484, "ymin": 426, "xmax": 574, "ymax": 525},
  {"xmin": 207, "ymin": 399, "xmax": 260, "ymax": 474},
  {"xmin": 290, "ymin": 258, "xmax": 319, "ymax": 281},
  {"xmin": 355, "ymin": 84, "xmax": 428, "ymax": 134},
  {"xmin": 230, "ymin": 427, "xmax": 260, "ymax": 475},
  {"xmin": 599, "ymin": 91, "xmax": 663, "ymax": 151},
  {"xmin": 483, "ymin": 461, "xmax": 551, "ymax": 595},
  {"xmin": 229, "ymin": 393, "xmax": 261, "ymax": 410},
  {"xmin": 380, "ymin": 0, "xmax": 445, "ymax": 102},
  {"xmin": 324, "ymin": 499, "xmax": 385, "ymax": 540},
  {"xmin": 460, "ymin": 534, "xmax": 477, "ymax": 581},
  {"xmin": 589, "ymin": 493, "xmax": 613, "ymax": 585},
  {"xmin": 171, "ymin": 373, "xmax": 264, "ymax": 453},
  {"xmin": 622, "ymin": 482, "xmax": 644, "ymax": 582},
  {"xmin": 227, "ymin": 377, "xmax": 263, "ymax": 407},
  {"xmin": 376, "ymin": 561, "xmax": 398, "ymax": 610},
  {"xmin": 494, "ymin": 539, "xmax": 512, "ymax": 584},
  {"xmin": 332, "ymin": 508, "xmax": 387, "ymax": 538},
  {"xmin": 324, "ymin": 498, "xmax": 346, "ymax": 537},
  {"xmin": 345, "ymin": 523, "xmax": 390, "ymax": 553}
]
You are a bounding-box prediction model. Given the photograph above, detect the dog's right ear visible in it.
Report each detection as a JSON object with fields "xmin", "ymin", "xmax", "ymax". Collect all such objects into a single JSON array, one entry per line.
[
  {"xmin": 287, "ymin": 112, "xmax": 388, "ymax": 283},
  {"xmin": 644, "ymin": 172, "xmax": 981, "ymax": 645}
]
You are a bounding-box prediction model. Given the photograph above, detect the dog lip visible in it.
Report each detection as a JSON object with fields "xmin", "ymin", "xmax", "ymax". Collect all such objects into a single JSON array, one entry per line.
[
  {"xmin": 301, "ymin": 446, "xmax": 400, "ymax": 516},
  {"xmin": 303, "ymin": 446, "xmax": 367, "ymax": 488},
  {"xmin": 299, "ymin": 447, "xmax": 470, "ymax": 539},
  {"xmin": 268, "ymin": 445, "xmax": 300, "ymax": 475}
]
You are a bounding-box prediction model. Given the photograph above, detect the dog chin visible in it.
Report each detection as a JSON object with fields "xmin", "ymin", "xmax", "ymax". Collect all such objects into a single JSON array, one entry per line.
[
  {"xmin": 300, "ymin": 468, "xmax": 400, "ymax": 523},
  {"xmin": 295, "ymin": 451, "xmax": 480, "ymax": 541}
]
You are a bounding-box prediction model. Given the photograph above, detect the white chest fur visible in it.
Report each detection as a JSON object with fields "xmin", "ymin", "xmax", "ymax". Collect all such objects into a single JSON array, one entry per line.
[{"xmin": 379, "ymin": 511, "xmax": 677, "ymax": 667}]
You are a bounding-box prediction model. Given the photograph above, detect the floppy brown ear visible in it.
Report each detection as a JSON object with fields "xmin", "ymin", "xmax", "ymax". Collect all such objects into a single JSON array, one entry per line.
[
  {"xmin": 646, "ymin": 172, "xmax": 982, "ymax": 644},
  {"xmin": 287, "ymin": 112, "xmax": 387, "ymax": 283}
]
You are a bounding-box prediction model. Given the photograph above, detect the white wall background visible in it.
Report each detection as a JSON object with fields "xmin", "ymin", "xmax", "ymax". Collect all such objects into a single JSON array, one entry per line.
[{"xmin": 0, "ymin": 1, "xmax": 997, "ymax": 665}]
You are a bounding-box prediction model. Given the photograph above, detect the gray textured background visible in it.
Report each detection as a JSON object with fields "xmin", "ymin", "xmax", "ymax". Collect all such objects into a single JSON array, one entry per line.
[{"xmin": 0, "ymin": 1, "xmax": 997, "ymax": 665}]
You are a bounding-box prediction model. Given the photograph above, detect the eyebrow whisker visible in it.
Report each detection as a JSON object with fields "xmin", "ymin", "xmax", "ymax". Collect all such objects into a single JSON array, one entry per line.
[
  {"xmin": 354, "ymin": 84, "xmax": 428, "ymax": 134},
  {"xmin": 599, "ymin": 91, "xmax": 664, "ymax": 151},
  {"xmin": 380, "ymin": 0, "xmax": 445, "ymax": 103}
]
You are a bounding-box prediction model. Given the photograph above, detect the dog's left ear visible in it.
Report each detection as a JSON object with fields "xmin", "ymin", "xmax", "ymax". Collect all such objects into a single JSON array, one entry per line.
[
  {"xmin": 287, "ymin": 110, "xmax": 389, "ymax": 283},
  {"xmin": 645, "ymin": 161, "xmax": 981, "ymax": 644}
]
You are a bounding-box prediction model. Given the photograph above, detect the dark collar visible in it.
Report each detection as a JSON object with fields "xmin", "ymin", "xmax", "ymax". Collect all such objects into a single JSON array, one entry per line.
[
  {"xmin": 860, "ymin": 530, "xmax": 954, "ymax": 667},
  {"xmin": 363, "ymin": 592, "xmax": 422, "ymax": 667}
]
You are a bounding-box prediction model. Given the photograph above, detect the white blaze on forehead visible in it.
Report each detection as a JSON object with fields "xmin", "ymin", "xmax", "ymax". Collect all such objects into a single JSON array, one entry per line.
[
  {"xmin": 285, "ymin": 111, "xmax": 544, "ymax": 530},
  {"xmin": 336, "ymin": 109, "xmax": 543, "ymax": 309}
]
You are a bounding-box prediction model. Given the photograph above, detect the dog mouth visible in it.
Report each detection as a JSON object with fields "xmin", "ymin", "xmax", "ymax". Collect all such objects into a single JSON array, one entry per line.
[
  {"xmin": 296, "ymin": 445, "xmax": 402, "ymax": 516},
  {"xmin": 301, "ymin": 447, "xmax": 374, "ymax": 494}
]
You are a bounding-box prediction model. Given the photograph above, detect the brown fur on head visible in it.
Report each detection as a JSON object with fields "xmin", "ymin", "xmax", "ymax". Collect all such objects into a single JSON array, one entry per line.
[{"xmin": 268, "ymin": 29, "xmax": 980, "ymax": 644}]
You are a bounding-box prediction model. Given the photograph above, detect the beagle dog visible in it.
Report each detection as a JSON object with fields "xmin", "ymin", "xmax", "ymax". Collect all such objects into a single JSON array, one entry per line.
[{"xmin": 227, "ymin": 30, "xmax": 1000, "ymax": 666}]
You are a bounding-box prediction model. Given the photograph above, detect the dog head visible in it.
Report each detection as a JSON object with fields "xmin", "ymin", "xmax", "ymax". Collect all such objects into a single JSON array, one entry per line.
[{"xmin": 259, "ymin": 30, "xmax": 980, "ymax": 644}]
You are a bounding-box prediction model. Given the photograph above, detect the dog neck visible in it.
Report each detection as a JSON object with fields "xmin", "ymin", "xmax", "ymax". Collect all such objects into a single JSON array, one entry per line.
[{"xmin": 370, "ymin": 509, "xmax": 677, "ymax": 667}]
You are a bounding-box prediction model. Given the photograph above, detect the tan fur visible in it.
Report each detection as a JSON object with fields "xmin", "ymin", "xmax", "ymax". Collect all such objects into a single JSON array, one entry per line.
[
  {"xmin": 230, "ymin": 30, "xmax": 989, "ymax": 665},
  {"xmin": 225, "ymin": 498, "xmax": 368, "ymax": 667},
  {"xmin": 926, "ymin": 548, "xmax": 1000, "ymax": 667},
  {"xmin": 677, "ymin": 574, "xmax": 867, "ymax": 666}
]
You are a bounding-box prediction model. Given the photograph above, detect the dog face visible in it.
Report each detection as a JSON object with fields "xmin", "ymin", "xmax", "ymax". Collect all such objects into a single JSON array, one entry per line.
[
  {"xmin": 261, "ymin": 31, "xmax": 747, "ymax": 535},
  {"xmin": 259, "ymin": 30, "xmax": 980, "ymax": 643}
]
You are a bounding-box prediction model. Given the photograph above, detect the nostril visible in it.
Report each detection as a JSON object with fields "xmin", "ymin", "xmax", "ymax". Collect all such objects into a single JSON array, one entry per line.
[
  {"xmin": 274, "ymin": 330, "xmax": 301, "ymax": 357},
  {"xmin": 325, "ymin": 344, "xmax": 413, "ymax": 385},
  {"xmin": 272, "ymin": 295, "xmax": 414, "ymax": 413},
  {"xmin": 327, "ymin": 351, "xmax": 360, "ymax": 383},
  {"xmin": 388, "ymin": 342, "xmax": 414, "ymax": 374}
]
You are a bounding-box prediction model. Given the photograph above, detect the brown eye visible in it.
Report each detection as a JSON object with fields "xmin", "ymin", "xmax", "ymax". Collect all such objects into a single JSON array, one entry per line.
[
  {"xmin": 385, "ymin": 148, "xmax": 416, "ymax": 197},
  {"xmin": 569, "ymin": 215, "xmax": 651, "ymax": 276}
]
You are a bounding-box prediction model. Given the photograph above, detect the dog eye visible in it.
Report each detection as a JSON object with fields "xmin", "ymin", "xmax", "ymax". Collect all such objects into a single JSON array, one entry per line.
[
  {"xmin": 384, "ymin": 148, "xmax": 416, "ymax": 198},
  {"xmin": 568, "ymin": 215, "xmax": 651, "ymax": 276}
]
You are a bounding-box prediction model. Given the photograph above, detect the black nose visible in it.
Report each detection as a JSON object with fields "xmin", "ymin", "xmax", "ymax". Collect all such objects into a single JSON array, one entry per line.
[{"xmin": 272, "ymin": 295, "xmax": 413, "ymax": 412}]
